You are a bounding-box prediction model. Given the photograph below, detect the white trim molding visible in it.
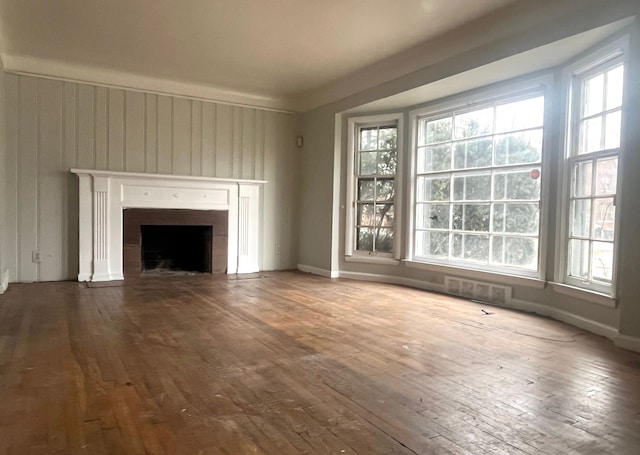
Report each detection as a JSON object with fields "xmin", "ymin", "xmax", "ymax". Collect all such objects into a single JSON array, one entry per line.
[
  {"xmin": 404, "ymin": 260, "xmax": 547, "ymax": 290},
  {"xmin": 508, "ymin": 298, "xmax": 619, "ymax": 341},
  {"xmin": 297, "ymin": 264, "xmax": 339, "ymax": 279},
  {"xmin": 551, "ymin": 282, "xmax": 616, "ymax": 308},
  {"xmin": 3, "ymin": 54, "xmax": 294, "ymax": 113},
  {"xmin": 72, "ymin": 169, "xmax": 266, "ymax": 282},
  {"xmin": 0, "ymin": 269, "xmax": 8, "ymax": 294},
  {"xmin": 614, "ymin": 334, "xmax": 640, "ymax": 353}
]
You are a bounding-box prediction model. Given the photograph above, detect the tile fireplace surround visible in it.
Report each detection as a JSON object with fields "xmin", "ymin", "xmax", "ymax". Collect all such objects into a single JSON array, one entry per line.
[{"xmin": 71, "ymin": 169, "xmax": 265, "ymax": 282}]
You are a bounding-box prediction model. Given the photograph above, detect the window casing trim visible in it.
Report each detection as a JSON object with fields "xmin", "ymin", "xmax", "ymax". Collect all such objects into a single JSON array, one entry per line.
[
  {"xmin": 555, "ymin": 35, "xmax": 629, "ymax": 297},
  {"xmin": 346, "ymin": 113, "xmax": 404, "ymax": 261}
]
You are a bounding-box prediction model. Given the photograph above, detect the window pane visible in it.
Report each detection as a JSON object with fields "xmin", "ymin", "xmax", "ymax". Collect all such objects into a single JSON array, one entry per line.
[
  {"xmin": 593, "ymin": 198, "xmax": 615, "ymax": 240},
  {"xmin": 492, "ymin": 236, "xmax": 505, "ymax": 263},
  {"xmin": 375, "ymin": 228, "xmax": 394, "ymax": 253},
  {"xmin": 416, "ymin": 203, "xmax": 450, "ymax": 230},
  {"xmin": 360, "ymin": 128, "xmax": 378, "ymax": 151},
  {"xmin": 454, "ymin": 138, "xmax": 492, "ymax": 169},
  {"xmin": 423, "ymin": 117, "xmax": 452, "ymax": 144},
  {"xmin": 454, "ymin": 107, "xmax": 493, "ymax": 139},
  {"xmin": 358, "ymin": 179, "xmax": 375, "ymax": 201},
  {"xmin": 453, "ymin": 204, "xmax": 490, "ymax": 232},
  {"xmin": 452, "ymin": 233, "xmax": 463, "ymax": 258},
  {"xmin": 569, "ymin": 239, "xmax": 590, "ymax": 279},
  {"xmin": 417, "ymin": 144, "xmax": 451, "ymax": 172},
  {"xmin": 376, "ymin": 179, "xmax": 394, "ymax": 201},
  {"xmin": 377, "ymin": 150, "xmax": 397, "ymax": 175},
  {"xmin": 494, "ymin": 170, "xmax": 541, "ymax": 201},
  {"xmin": 415, "ymin": 231, "xmax": 449, "ymax": 258},
  {"xmin": 492, "ymin": 203, "xmax": 539, "ymax": 234},
  {"xmin": 573, "ymin": 161, "xmax": 593, "ymax": 197},
  {"xmin": 359, "ymin": 152, "xmax": 377, "ymax": 175},
  {"xmin": 495, "ymin": 96, "xmax": 544, "ymax": 133},
  {"xmin": 378, "ymin": 127, "xmax": 397, "ymax": 149},
  {"xmin": 604, "ymin": 111, "xmax": 621, "ymax": 150},
  {"xmin": 455, "ymin": 233, "xmax": 490, "ymax": 262},
  {"xmin": 580, "ymin": 116, "xmax": 603, "ymax": 154},
  {"xmin": 417, "ymin": 176, "xmax": 450, "ymax": 201},
  {"xmin": 356, "ymin": 227, "xmax": 374, "ymax": 251},
  {"xmin": 357, "ymin": 203, "xmax": 374, "ymax": 226},
  {"xmin": 571, "ymin": 199, "xmax": 591, "ymax": 238},
  {"xmin": 584, "ymin": 73, "xmax": 604, "ymax": 117},
  {"xmin": 606, "ymin": 65, "xmax": 624, "ymax": 110},
  {"xmin": 453, "ymin": 174, "xmax": 491, "ymax": 201},
  {"xmin": 595, "ymin": 157, "xmax": 617, "ymax": 195},
  {"xmin": 376, "ymin": 204, "xmax": 394, "ymax": 227},
  {"xmin": 492, "ymin": 236, "xmax": 538, "ymax": 268},
  {"xmin": 494, "ymin": 129, "xmax": 542, "ymax": 165},
  {"xmin": 591, "ymin": 241, "xmax": 613, "ymax": 282}
]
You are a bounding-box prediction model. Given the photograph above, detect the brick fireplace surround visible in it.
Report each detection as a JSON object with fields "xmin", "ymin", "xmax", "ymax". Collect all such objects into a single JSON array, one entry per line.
[{"xmin": 123, "ymin": 208, "xmax": 229, "ymax": 277}]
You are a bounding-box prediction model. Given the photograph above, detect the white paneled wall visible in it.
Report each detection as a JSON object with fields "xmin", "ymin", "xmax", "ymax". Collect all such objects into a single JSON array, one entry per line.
[{"xmin": 4, "ymin": 74, "xmax": 299, "ymax": 282}]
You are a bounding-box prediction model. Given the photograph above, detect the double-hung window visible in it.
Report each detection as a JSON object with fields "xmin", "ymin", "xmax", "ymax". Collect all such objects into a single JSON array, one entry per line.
[
  {"xmin": 346, "ymin": 114, "xmax": 402, "ymax": 260},
  {"xmin": 412, "ymin": 90, "xmax": 545, "ymax": 275},
  {"xmin": 562, "ymin": 48, "xmax": 625, "ymax": 295}
]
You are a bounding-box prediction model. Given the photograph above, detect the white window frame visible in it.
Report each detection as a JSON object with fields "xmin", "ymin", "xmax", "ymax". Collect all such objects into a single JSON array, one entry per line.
[
  {"xmin": 346, "ymin": 113, "xmax": 404, "ymax": 263},
  {"xmin": 407, "ymin": 76, "xmax": 554, "ymax": 280},
  {"xmin": 555, "ymin": 36, "xmax": 628, "ymax": 298}
]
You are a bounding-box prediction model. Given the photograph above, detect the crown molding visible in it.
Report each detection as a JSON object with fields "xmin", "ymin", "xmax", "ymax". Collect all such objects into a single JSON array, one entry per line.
[{"xmin": 1, "ymin": 53, "xmax": 296, "ymax": 113}]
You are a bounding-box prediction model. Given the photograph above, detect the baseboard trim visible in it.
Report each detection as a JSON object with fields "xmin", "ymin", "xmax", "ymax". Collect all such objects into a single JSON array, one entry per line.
[
  {"xmin": 614, "ymin": 334, "xmax": 640, "ymax": 353},
  {"xmin": 508, "ymin": 298, "xmax": 619, "ymax": 341},
  {"xmin": 0, "ymin": 269, "xmax": 9, "ymax": 294},
  {"xmin": 297, "ymin": 264, "xmax": 339, "ymax": 278},
  {"xmin": 339, "ymin": 270, "xmax": 446, "ymax": 294}
]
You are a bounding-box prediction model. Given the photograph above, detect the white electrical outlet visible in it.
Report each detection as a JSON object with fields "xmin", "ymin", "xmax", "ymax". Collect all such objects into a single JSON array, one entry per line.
[{"xmin": 32, "ymin": 251, "xmax": 41, "ymax": 263}]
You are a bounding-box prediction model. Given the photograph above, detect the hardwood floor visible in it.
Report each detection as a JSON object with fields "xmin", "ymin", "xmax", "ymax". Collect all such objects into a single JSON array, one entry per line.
[{"xmin": 0, "ymin": 271, "xmax": 639, "ymax": 454}]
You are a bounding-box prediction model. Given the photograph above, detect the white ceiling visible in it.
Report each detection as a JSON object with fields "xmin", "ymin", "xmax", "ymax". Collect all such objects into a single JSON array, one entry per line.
[{"xmin": 0, "ymin": 0, "xmax": 522, "ymax": 111}]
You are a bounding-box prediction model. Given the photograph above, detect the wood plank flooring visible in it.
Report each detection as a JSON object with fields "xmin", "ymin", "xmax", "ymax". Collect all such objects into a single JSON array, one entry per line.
[{"xmin": 0, "ymin": 271, "xmax": 639, "ymax": 454}]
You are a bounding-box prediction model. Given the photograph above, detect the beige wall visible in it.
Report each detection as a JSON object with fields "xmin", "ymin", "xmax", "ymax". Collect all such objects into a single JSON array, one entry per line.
[
  {"xmin": 298, "ymin": 0, "xmax": 640, "ymax": 344},
  {"xmin": 3, "ymin": 75, "xmax": 299, "ymax": 282}
]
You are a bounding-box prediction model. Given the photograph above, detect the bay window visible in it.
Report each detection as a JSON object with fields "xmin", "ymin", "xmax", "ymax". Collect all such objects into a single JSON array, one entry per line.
[{"xmin": 411, "ymin": 90, "xmax": 545, "ymax": 276}]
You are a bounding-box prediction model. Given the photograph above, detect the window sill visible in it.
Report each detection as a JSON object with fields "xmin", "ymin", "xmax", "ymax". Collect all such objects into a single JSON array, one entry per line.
[
  {"xmin": 550, "ymin": 282, "xmax": 616, "ymax": 308},
  {"xmin": 345, "ymin": 255, "xmax": 400, "ymax": 266},
  {"xmin": 403, "ymin": 260, "xmax": 546, "ymax": 289}
]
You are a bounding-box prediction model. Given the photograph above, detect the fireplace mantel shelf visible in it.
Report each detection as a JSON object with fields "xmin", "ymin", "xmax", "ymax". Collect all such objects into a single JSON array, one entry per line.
[
  {"xmin": 72, "ymin": 169, "xmax": 265, "ymax": 282},
  {"xmin": 71, "ymin": 169, "xmax": 267, "ymax": 185}
]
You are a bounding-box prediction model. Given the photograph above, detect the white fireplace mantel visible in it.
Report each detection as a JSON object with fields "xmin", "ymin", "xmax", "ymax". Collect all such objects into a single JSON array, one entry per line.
[{"xmin": 71, "ymin": 169, "xmax": 266, "ymax": 282}]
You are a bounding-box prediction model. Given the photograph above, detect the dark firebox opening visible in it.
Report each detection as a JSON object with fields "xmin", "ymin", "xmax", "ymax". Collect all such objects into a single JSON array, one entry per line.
[{"xmin": 141, "ymin": 225, "xmax": 212, "ymax": 273}]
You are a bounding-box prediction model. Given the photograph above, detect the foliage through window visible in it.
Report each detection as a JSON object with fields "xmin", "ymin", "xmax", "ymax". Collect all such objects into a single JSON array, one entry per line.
[
  {"xmin": 413, "ymin": 93, "xmax": 544, "ymax": 273},
  {"xmin": 565, "ymin": 57, "xmax": 624, "ymax": 292},
  {"xmin": 353, "ymin": 124, "xmax": 398, "ymax": 255}
]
